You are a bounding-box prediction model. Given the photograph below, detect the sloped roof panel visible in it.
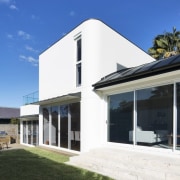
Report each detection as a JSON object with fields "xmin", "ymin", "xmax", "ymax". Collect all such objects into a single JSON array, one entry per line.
[{"xmin": 93, "ymin": 54, "xmax": 180, "ymax": 89}]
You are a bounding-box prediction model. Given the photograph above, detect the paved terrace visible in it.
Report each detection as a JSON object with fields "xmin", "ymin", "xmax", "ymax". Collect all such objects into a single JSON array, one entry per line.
[
  {"xmin": 67, "ymin": 146, "xmax": 180, "ymax": 180},
  {"xmin": 1, "ymin": 144, "xmax": 180, "ymax": 179}
]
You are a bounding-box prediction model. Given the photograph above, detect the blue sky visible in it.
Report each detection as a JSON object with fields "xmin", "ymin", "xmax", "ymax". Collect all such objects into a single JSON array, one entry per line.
[{"xmin": 0, "ymin": 0, "xmax": 180, "ymax": 108}]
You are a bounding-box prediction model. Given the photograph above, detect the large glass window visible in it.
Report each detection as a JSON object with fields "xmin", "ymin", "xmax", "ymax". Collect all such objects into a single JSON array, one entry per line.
[
  {"xmin": 136, "ymin": 85, "xmax": 173, "ymax": 149},
  {"xmin": 42, "ymin": 102, "xmax": 81, "ymax": 151},
  {"xmin": 60, "ymin": 105, "xmax": 68, "ymax": 148},
  {"xmin": 22, "ymin": 120, "xmax": 38, "ymax": 146},
  {"xmin": 51, "ymin": 106, "xmax": 58, "ymax": 146},
  {"xmin": 28, "ymin": 121, "xmax": 32, "ymax": 144},
  {"xmin": 108, "ymin": 83, "xmax": 180, "ymax": 150},
  {"xmin": 32, "ymin": 120, "xmax": 39, "ymax": 145},
  {"xmin": 177, "ymin": 83, "xmax": 180, "ymax": 150},
  {"xmin": 108, "ymin": 92, "xmax": 133, "ymax": 144},
  {"xmin": 43, "ymin": 108, "xmax": 49, "ymax": 145},
  {"xmin": 23, "ymin": 121, "xmax": 27, "ymax": 144},
  {"xmin": 70, "ymin": 102, "xmax": 80, "ymax": 151}
]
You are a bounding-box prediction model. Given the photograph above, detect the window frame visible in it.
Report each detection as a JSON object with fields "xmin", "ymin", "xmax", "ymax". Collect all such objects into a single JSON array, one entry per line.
[{"xmin": 75, "ymin": 35, "xmax": 82, "ymax": 87}]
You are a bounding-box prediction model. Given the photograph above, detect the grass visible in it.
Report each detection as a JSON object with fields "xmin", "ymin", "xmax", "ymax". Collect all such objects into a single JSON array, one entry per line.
[{"xmin": 0, "ymin": 147, "xmax": 112, "ymax": 180}]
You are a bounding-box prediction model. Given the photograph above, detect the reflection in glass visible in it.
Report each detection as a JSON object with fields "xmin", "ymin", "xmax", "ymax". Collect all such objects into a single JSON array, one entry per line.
[
  {"xmin": 108, "ymin": 92, "xmax": 133, "ymax": 144},
  {"xmin": 137, "ymin": 85, "xmax": 173, "ymax": 149},
  {"xmin": 23, "ymin": 121, "xmax": 27, "ymax": 144},
  {"xmin": 60, "ymin": 105, "xmax": 68, "ymax": 148},
  {"xmin": 70, "ymin": 102, "xmax": 80, "ymax": 151},
  {"xmin": 28, "ymin": 121, "xmax": 32, "ymax": 144},
  {"xmin": 33, "ymin": 120, "xmax": 38, "ymax": 145},
  {"xmin": 176, "ymin": 83, "xmax": 180, "ymax": 150},
  {"xmin": 51, "ymin": 106, "xmax": 58, "ymax": 146},
  {"xmin": 43, "ymin": 108, "xmax": 49, "ymax": 145},
  {"xmin": 23, "ymin": 120, "xmax": 38, "ymax": 145}
]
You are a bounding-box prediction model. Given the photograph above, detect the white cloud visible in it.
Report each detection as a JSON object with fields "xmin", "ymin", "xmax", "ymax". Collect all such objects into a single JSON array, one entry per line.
[
  {"xmin": 19, "ymin": 55, "xmax": 38, "ymax": 66},
  {"xmin": 31, "ymin": 14, "xmax": 39, "ymax": 20},
  {"xmin": 7, "ymin": 33, "xmax": 13, "ymax": 39},
  {"xmin": 18, "ymin": 30, "xmax": 31, "ymax": 40},
  {"xmin": 9, "ymin": 4, "xmax": 18, "ymax": 10},
  {"xmin": 25, "ymin": 45, "xmax": 39, "ymax": 53},
  {"xmin": 0, "ymin": 0, "xmax": 10, "ymax": 4},
  {"xmin": 69, "ymin": 11, "xmax": 75, "ymax": 16}
]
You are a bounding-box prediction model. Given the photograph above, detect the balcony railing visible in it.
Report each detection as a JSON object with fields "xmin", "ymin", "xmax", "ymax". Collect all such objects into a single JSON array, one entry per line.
[{"xmin": 23, "ymin": 91, "xmax": 39, "ymax": 105}]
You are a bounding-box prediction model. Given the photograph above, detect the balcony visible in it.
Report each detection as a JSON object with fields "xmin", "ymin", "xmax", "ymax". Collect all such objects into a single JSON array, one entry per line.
[{"xmin": 23, "ymin": 91, "xmax": 39, "ymax": 105}]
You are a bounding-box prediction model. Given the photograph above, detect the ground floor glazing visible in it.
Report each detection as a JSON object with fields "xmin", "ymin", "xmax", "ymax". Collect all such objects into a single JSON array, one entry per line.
[{"xmin": 108, "ymin": 82, "xmax": 180, "ymax": 151}]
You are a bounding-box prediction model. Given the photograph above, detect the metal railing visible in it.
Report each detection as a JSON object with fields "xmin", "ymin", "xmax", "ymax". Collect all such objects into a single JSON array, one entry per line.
[{"xmin": 23, "ymin": 91, "xmax": 39, "ymax": 105}]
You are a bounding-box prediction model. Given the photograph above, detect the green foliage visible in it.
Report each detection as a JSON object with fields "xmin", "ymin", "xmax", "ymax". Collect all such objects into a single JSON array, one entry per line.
[
  {"xmin": 10, "ymin": 118, "xmax": 19, "ymax": 124},
  {"xmin": 148, "ymin": 27, "xmax": 180, "ymax": 60}
]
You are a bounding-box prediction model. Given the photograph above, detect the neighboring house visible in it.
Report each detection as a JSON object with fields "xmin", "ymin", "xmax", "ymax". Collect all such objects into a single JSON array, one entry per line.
[
  {"xmin": 0, "ymin": 107, "xmax": 20, "ymax": 124},
  {"xmin": 0, "ymin": 107, "xmax": 20, "ymax": 142},
  {"xmin": 21, "ymin": 18, "xmax": 174, "ymax": 154}
]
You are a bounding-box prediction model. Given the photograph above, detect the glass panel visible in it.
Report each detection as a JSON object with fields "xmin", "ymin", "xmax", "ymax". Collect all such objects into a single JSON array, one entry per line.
[
  {"xmin": 76, "ymin": 63, "xmax": 81, "ymax": 86},
  {"xmin": 176, "ymin": 83, "xmax": 180, "ymax": 150},
  {"xmin": 33, "ymin": 120, "xmax": 38, "ymax": 146},
  {"xmin": 28, "ymin": 121, "xmax": 32, "ymax": 145},
  {"xmin": 108, "ymin": 92, "xmax": 133, "ymax": 144},
  {"xmin": 43, "ymin": 108, "xmax": 49, "ymax": 145},
  {"xmin": 70, "ymin": 102, "xmax": 80, "ymax": 151},
  {"xmin": 51, "ymin": 106, "xmax": 58, "ymax": 146},
  {"xmin": 77, "ymin": 38, "xmax": 81, "ymax": 61},
  {"xmin": 23, "ymin": 121, "xmax": 27, "ymax": 144},
  {"xmin": 60, "ymin": 105, "xmax": 68, "ymax": 148},
  {"xmin": 137, "ymin": 85, "xmax": 173, "ymax": 149}
]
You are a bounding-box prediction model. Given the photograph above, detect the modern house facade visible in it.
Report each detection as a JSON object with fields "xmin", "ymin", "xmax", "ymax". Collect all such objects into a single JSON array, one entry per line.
[{"xmin": 20, "ymin": 19, "xmax": 180, "ymax": 154}]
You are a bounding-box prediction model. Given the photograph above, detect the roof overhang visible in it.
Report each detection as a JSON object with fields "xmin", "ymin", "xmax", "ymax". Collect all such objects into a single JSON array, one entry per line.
[
  {"xmin": 20, "ymin": 114, "xmax": 39, "ymax": 121},
  {"xmin": 33, "ymin": 92, "xmax": 81, "ymax": 106}
]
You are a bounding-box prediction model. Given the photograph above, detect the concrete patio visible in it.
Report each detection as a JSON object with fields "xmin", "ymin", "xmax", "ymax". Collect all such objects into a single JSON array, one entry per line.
[{"xmin": 67, "ymin": 147, "xmax": 180, "ymax": 180}]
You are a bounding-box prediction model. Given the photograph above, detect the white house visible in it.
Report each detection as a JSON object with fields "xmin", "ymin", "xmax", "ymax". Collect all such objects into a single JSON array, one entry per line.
[{"xmin": 21, "ymin": 19, "xmax": 180, "ymax": 155}]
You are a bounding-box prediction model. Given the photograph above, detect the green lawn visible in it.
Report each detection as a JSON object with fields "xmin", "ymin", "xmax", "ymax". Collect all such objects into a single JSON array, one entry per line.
[{"xmin": 0, "ymin": 147, "xmax": 112, "ymax": 180}]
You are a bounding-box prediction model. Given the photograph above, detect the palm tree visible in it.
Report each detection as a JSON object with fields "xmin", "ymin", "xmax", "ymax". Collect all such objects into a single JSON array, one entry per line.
[{"xmin": 148, "ymin": 27, "xmax": 180, "ymax": 60}]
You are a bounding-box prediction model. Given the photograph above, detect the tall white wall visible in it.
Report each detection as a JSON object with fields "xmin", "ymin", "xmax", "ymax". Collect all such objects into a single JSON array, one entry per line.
[
  {"xmin": 39, "ymin": 19, "xmax": 154, "ymax": 101},
  {"xmin": 38, "ymin": 19, "xmax": 155, "ymax": 152}
]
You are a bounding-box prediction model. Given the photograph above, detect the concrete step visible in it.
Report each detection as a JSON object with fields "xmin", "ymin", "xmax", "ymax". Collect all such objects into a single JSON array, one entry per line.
[{"xmin": 67, "ymin": 147, "xmax": 180, "ymax": 180}]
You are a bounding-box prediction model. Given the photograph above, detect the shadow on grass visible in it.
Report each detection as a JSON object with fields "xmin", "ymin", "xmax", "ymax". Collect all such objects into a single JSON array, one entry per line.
[{"xmin": 0, "ymin": 148, "xmax": 112, "ymax": 180}]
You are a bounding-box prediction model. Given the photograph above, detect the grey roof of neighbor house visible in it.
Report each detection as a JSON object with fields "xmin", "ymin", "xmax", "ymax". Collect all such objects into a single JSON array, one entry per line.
[
  {"xmin": 0, "ymin": 107, "xmax": 20, "ymax": 119},
  {"xmin": 93, "ymin": 54, "xmax": 180, "ymax": 89}
]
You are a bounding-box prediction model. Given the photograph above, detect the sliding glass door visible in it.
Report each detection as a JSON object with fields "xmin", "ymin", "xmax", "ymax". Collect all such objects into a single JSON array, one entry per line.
[
  {"xmin": 60, "ymin": 105, "xmax": 68, "ymax": 148},
  {"xmin": 43, "ymin": 108, "xmax": 49, "ymax": 145},
  {"xmin": 70, "ymin": 102, "xmax": 80, "ymax": 151},
  {"xmin": 136, "ymin": 85, "xmax": 173, "ymax": 149},
  {"xmin": 42, "ymin": 102, "xmax": 81, "ymax": 151},
  {"xmin": 176, "ymin": 83, "xmax": 180, "ymax": 150},
  {"xmin": 51, "ymin": 106, "xmax": 58, "ymax": 146},
  {"xmin": 108, "ymin": 92, "xmax": 133, "ymax": 144},
  {"xmin": 108, "ymin": 82, "xmax": 180, "ymax": 151},
  {"xmin": 22, "ymin": 120, "xmax": 39, "ymax": 146}
]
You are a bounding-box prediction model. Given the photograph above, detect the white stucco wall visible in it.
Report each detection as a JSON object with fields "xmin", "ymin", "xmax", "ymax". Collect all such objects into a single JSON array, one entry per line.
[
  {"xmin": 39, "ymin": 19, "xmax": 154, "ymax": 101},
  {"xmin": 38, "ymin": 19, "xmax": 155, "ymax": 152},
  {"xmin": 20, "ymin": 104, "xmax": 39, "ymax": 116}
]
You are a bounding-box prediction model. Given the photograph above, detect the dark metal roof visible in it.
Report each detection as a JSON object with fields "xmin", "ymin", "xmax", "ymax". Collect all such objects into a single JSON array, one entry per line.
[
  {"xmin": 93, "ymin": 54, "xmax": 180, "ymax": 89},
  {"xmin": 0, "ymin": 107, "xmax": 20, "ymax": 119}
]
